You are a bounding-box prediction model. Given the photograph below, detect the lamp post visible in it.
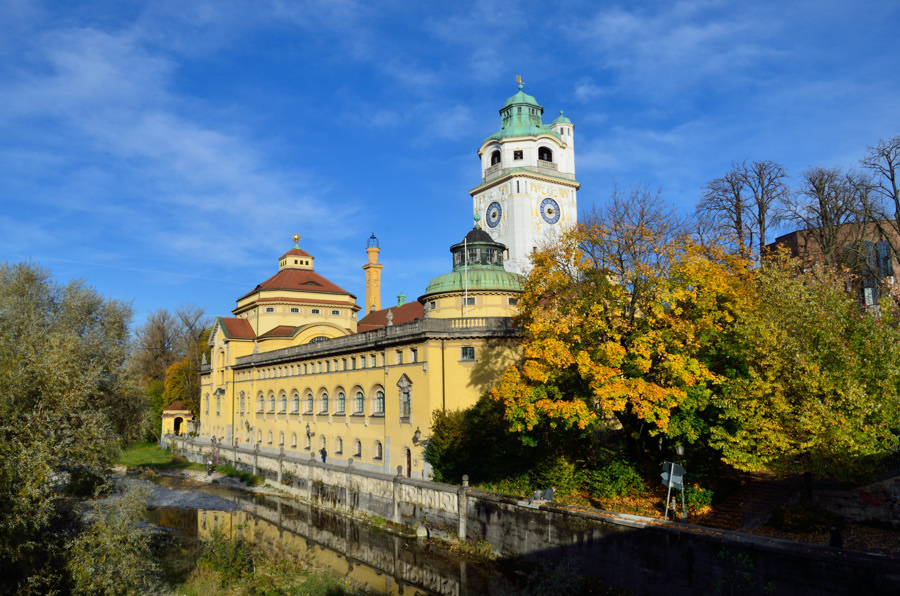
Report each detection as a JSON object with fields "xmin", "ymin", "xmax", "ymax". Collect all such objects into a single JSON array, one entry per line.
[{"xmin": 675, "ymin": 444, "xmax": 686, "ymax": 520}]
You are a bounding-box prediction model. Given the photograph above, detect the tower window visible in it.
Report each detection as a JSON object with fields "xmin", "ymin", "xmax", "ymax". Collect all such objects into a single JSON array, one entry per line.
[
  {"xmin": 513, "ymin": 150, "xmax": 523, "ymax": 160},
  {"xmin": 265, "ymin": 307, "xmax": 275, "ymax": 313},
  {"xmin": 539, "ymin": 147, "xmax": 553, "ymax": 162},
  {"xmin": 490, "ymin": 150, "xmax": 501, "ymax": 165},
  {"xmin": 311, "ymin": 308, "xmax": 320, "ymax": 314},
  {"xmin": 290, "ymin": 307, "xmax": 299, "ymax": 313}
]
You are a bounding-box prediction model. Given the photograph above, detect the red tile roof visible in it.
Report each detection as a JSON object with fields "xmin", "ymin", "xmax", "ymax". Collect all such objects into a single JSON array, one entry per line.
[
  {"xmin": 258, "ymin": 325, "xmax": 297, "ymax": 338},
  {"xmin": 357, "ymin": 301, "xmax": 424, "ymax": 331},
  {"xmin": 280, "ymin": 247, "xmax": 312, "ymax": 258},
  {"xmin": 163, "ymin": 401, "xmax": 191, "ymax": 412},
  {"xmin": 238, "ymin": 269, "xmax": 355, "ymax": 301},
  {"xmin": 219, "ymin": 317, "xmax": 256, "ymax": 339}
]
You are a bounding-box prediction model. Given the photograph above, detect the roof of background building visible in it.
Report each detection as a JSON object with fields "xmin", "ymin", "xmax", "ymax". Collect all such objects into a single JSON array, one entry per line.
[
  {"xmin": 357, "ymin": 301, "xmax": 425, "ymax": 332},
  {"xmin": 163, "ymin": 401, "xmax": 191, "ymax": 412}
]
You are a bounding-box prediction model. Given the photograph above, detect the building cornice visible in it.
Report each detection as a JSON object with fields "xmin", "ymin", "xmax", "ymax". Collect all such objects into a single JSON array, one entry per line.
[{"xmin": 469, "ymin": 168, "xmax": 581, "ymax": 196}]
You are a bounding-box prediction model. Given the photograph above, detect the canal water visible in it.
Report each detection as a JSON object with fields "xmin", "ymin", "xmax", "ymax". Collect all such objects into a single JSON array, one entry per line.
[{"xmin": 143, "ymin": 474, "xmax": 533, "ymax": 596}]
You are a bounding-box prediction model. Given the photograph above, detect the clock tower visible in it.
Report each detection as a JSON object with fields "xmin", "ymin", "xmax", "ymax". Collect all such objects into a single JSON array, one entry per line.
[{"xmin": 469, "ymin": 83, "xmax": 579, "ymax": 275}]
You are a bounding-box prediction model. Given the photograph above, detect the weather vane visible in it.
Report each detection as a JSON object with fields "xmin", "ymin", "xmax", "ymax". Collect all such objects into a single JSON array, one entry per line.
[
  {"xmin": 516, "ymin": 74, "xmax": 522, "ymax": 85},
  {"xmin": 292, "ymin": 234, "xmax": 300, "ymax": 248}
]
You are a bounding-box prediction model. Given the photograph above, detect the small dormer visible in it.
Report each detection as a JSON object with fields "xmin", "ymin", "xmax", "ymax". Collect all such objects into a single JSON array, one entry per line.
[{"xmin": 279, "ymin": 234, "xmax": 315, "ymax": 271}]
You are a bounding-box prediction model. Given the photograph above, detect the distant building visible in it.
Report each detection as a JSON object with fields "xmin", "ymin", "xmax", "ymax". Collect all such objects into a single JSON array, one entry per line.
[
  {"xmin": 186, "ymin": 84, "xmax": 578, "ymax": 478},
  {"xmin": 770, "ymin": 222, "xmax": 896, "ymax": 306}
]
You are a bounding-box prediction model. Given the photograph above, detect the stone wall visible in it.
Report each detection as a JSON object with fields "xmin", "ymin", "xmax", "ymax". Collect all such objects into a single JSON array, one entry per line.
[
  {"xmin": 812, "ymin": 476, "xmax": 900, "ymax": 527},
  {"xmin": 169, "ymin": 436, "xmax": 900, "ymax": 595}
]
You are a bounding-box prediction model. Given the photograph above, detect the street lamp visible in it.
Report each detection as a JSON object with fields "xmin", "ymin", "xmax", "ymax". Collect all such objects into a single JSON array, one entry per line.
[
  {"xmin": 412, "ymin": 428, "xmax": 421, "ymax": 445},
  {"xmin": 306, "ymin": 423, "xmax": 315, "ymax": 438}
]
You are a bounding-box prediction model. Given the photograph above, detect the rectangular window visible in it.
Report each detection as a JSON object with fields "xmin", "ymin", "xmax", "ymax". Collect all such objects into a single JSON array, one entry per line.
[
  {"xmin": 325, "ymin": 361, "xmax": 330, "ymax": 372},
  {"xmin": 360, "ymin": 357, "xmax": 366, "ymax": 369},
  {"xmin": 513, "ymin": 150, "xmax": 523, "ymax": 160},
  {"xmin": 464, "ymin": 297, "xmax": 475, "ymax": 306},
  {"xmin": 331, "ymin": 310, "xmax": 340, "ymax": 315},
  {"xmin": 461, "ymin": 346, "xmax": 476, "ymax": 361},
  {"xmin": 401, "ymin": 391, "xmax": 411, "ymax": 419},
  {"xmin": 508, "ymin": 297, "xmax": 518, "ymax": 306},
  {"xmin": 370, "ymin": 355, "xmax": 376, "ymax": 368},
  {"xmin": 396, "ymin": 350, "xmax": 403, "ymax": 365},
  {"xmin": 342, "ymin": 358, "xmax": 347, "ymax": 370},
  {"xmin": 311, "ymin": 308, "xmax": 320, "ymax": 314},
  {"xmin": 352, "ymin": 358, "xmax": 357, "ymax": 370},
  {"xmin": 290, "ymin": 307, "xmax": 299, "ymax": 313},
  {"xmin": 265, "ymin": 307, "xmax": 275, "ymax": 313},
  {"xmin": 303, "ymin": 363, "xmax": 308, "ymax": 374},
  {"xmin": 410, "ymin": 348, "xmax": 418, "ymax": 363}
]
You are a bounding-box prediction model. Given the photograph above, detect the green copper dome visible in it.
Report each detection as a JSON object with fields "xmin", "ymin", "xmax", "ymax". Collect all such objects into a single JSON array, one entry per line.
[
  {"xmin": 552, "ymin": 110, "xmax": 572, "ymax": 125},
  {"xmin": 484, "ymin": 84, "xmax": 561, "ymax": 143},
  {"xmin": 420, "ymin": 227, "xmax": 524, "ymax": 298}
]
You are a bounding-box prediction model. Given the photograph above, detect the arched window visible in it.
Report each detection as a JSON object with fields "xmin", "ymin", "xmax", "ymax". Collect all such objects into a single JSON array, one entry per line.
[
  {"xmin": 320, "ymin": 436, "xmax": 327, "ymax": 450},
  {"xmin": 279, "ymin": 431, "xmax": 284, "ymax": 445},
  {"xmin": 490, "ymin": 150, "xmax": 501, "ymax": 165},
  {"xmin": 337, "ymin": 392, "xmax": 346, "ymax": 413},
  {"xmin": 292, "ymin": 392, "xmax": 300, "ymax": 413},
  {"xmin": 267, "ymin": 431, "xmax": 273, "ymax": 444},
  {"xmin": 280, "ymin": 392, "xmax": 287, "ymax": 413},
  {"xmin": 268, "ymin": 393, "xmax": 275, "ymax": 412},
  {"xmin": 291, "ymin": 433, "xmax": 297, "ymax": 447},
  {"xmin": 306, "ymin": 393, "xmax": 314, "ymax": 413},
  {"xmin": 374, "ymin": 441, "xmax": 383, "ymax": 460},
  {"xmin": 356, "ymin": 391, "xmax": 365, "ymax": 413},
  {"xmin": 375, "ymin": 391, "xmax": 385, "ymax": 414},
  {"xmin": 321, "ymin": 391, "xmax": 329, "ymax": 413},
  {"xmin": 336, "ymin": 437, "xmax": 343, "ymax": 454},
  {"xmin": 257, "ymin": 430, "xmax": 262, "ymax": 443},
  {"xmin": 354, "ymin": 440, "xmax": 362, "ymax": 457},
  {"xmin": 538, "ymin": 147, "xmax": 553, "ymax": 162}
]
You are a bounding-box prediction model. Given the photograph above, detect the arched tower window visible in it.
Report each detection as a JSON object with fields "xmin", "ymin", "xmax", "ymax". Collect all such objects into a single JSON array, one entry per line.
[
  {"xmin": 490, "ymin": 150, "xmax": 501, "ymax": 165},
  {"xmin": 538, "ymin": 147, "xmax": 553, "ymax": 162}
]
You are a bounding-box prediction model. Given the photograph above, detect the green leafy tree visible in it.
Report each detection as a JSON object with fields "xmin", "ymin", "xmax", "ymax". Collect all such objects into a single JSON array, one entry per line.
[
  {"xmin": 710, "ymin": 254, "xmax": 900, "ymax": 485},
  {"xmin": 0, "ymin": 262, "xmax": 142, "ymax": 592}
]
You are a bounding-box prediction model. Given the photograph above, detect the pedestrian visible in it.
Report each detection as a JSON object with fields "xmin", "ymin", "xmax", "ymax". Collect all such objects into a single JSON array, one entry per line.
[
  {"xmin": 829, "ymin": 525, "xmax": 843, "ymax": 548},
  {"xmin": 320, "ymin": 447, "xmax": 327, "ymax": 464}
]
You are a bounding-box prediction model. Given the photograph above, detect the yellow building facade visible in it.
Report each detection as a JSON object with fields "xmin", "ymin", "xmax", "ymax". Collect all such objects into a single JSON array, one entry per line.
[{"xmin": 199, "ymin": 228, "xmax": 524, "ymax": 478}]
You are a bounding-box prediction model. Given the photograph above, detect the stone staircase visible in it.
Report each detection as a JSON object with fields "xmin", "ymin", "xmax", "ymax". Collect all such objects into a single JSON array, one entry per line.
[{"xmin": 692, "ymin": 473, "xmax": 800, "ymax": 531}]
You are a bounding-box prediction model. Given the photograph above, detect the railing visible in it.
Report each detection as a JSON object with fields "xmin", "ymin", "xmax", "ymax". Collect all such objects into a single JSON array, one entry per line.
[
  {"xmin": 537, "ymin": 159, "xmax": 558, "ymax": 171},
  {"xmin": 234, "ymin": 317, "xmax": 518, "ymax": 367}
]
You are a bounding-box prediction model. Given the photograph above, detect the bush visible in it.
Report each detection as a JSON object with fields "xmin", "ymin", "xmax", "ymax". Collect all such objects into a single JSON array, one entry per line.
[
  {"xmin": 533, "ymin": 455, "xmax": 580, "ymax": 495},
  {"xmin": 198, "ymin": 527, "xmax": 255, "ymax": 586},
  {"xmin": 684, "ymin": 485, "xmax": 714, "ymax": 511},
  {"xmin": 216, "ymin": 465, "xmax": 264, "ymax": 487},
  {"xmin": 582, "ymin": 460, "xmax": 645, "ymax": 498}
]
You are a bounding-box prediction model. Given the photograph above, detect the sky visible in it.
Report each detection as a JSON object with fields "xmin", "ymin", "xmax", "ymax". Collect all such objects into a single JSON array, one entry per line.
[{"xmin": 2, "ymin": 0, "xmax": 899, "ymax": 329}]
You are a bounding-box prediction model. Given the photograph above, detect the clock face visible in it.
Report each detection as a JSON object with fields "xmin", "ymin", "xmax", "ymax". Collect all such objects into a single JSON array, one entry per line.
[
  {"xmin": 540, "ymin": 198, "xmax": 560, "ymax": 224},
  {"xmin": 486, "ymin": 202, "xmax": 502, "ymax": 228}
]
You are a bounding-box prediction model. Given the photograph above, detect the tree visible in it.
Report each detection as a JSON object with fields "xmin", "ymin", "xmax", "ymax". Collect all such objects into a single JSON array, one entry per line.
[
  {"xmin": 0, "ymin": 262, "xmax": 143, "ymax": 592},
  {"xmin": 709, "ymin": 254, "xmax": 900, "ymax": 487},
  {"xmin": 491, "ymin": 188, "xmax": 749, "ymax": 456},
  {"xmin": 861, "ymin": 135, "xmax": 900, "ymax": 262},
  {"xmin": 783, "ymin": 166, "xmax": 872, "ymax": 269},
  {"xmin": 697, "ymin": 160, "xmax": 787, "ymax": 261}
]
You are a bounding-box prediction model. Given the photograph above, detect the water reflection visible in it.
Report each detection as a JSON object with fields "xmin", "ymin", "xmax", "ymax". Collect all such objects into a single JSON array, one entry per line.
[{"xmin": 147, "ymin": 483, "xmax": 487, "ymax": 596}]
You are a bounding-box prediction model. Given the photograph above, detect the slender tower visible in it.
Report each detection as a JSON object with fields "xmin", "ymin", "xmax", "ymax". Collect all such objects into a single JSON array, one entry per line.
[
  {"xmin": 469, "ymin": 80, "xmax": 579, "ymax": 275},
  {"xmin": 362, "ymin": 233, "xmax": 383, "ymax": 313}
]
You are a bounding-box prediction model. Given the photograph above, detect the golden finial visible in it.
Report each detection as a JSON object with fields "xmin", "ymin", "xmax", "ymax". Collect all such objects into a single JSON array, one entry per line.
[{"xmin": 292, "ymin": 234, "xmax": 300, "ymax": 248}]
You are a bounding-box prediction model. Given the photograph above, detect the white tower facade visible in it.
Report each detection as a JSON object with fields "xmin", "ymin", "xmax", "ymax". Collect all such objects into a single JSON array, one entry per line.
[{"xmin": 470, "ymin": 84, "xmax": 579, "ymax": 275}]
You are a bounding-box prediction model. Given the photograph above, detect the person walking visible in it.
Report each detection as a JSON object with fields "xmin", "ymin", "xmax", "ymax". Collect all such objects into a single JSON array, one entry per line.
[{"xmin": 319, "ymin": 447, "xmax": 327, "ymax": 464}]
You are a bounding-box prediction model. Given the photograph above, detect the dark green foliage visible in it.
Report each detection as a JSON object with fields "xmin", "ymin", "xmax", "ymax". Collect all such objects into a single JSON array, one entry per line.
[
  {"xmin": 683, "ymin": 485, "xmax": 714, "ymax": 510},
  {"xmin": 198, "ymin": 528, "xmax": 256, "ymax": 586},
  {"xmin": 582, "ymin": 460, "xmax": 645, "ymax": 499},
  {"xmin": 216, "ymin": 464, "xmax": 265, "ymax": 487}
]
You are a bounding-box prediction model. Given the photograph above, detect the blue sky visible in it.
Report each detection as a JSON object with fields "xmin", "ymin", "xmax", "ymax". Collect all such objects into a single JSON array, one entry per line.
[{"xmin": 2, "ymin": 0, "xmax": 898, "ymax": 327}]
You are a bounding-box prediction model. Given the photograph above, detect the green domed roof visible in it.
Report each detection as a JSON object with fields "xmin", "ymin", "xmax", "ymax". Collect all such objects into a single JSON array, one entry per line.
[
  {"xmin": 552, "ymin": 110, "xmax": 572, "ymax": 125},
  {"xmin": 484, "ymin": 84, "xmax": 561, "ymax": 143},
  {"xmin": 420, "ymin": 227, "xmax": 524, "ymax": 298}
]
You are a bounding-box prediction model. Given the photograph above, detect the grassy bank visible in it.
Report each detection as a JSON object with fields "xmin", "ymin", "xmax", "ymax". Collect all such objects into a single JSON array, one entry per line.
[{"xmin": 117, "ymin": 441, "xmax": 205, "ymax": 471}]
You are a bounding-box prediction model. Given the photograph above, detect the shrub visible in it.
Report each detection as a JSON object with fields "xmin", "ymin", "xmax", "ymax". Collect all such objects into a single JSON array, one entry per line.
[
  {"xmin": 533, "ymin": 455, "xmax": 580, "ymax": 495},
  {"xmin": 198, "ymin": 528, "xmax": 255, "ymax": 586},
  {"xmin": 684, "ymin": 484, "xmax": 714, "ymax": 511},
  {"xmin": 582, "ymin": 460, "xmax": 645, "ymax": 498}
]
